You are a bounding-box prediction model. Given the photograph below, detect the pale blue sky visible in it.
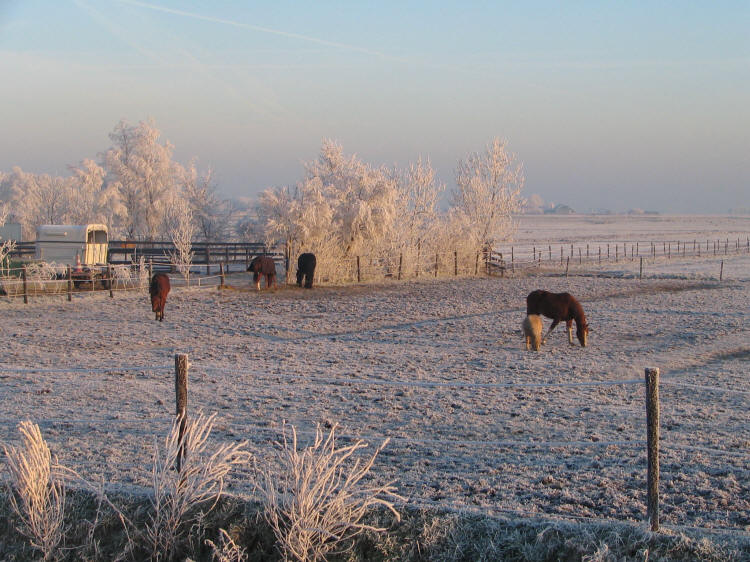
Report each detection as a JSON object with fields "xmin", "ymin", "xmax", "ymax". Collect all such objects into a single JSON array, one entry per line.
[{"xmin": 1, "ymin": 1, "xmax": 748, "ymax": 212}]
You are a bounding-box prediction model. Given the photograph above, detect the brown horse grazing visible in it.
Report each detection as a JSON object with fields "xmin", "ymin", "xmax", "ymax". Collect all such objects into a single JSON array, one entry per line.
[
  {"xmin": 526, "ymin": 290, "xmax": 588, "ymax": 347},
  {"xmin": 247, "ymin": 255, "xmax": 277, "ymax": 290},
  {"xmin": 149, "ymin": 273, "xmax": 171, "ymax": 322}
]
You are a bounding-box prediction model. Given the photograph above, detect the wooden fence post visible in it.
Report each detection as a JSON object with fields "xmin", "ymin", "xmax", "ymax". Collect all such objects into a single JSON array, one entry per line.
[
  {"xmin": 67, "ymin": 265, "xmax": 72, "ymax": 302},
  {"xmin": 719, "ymin": 260, "xmax": 723, "ymax": 281},
  {"xmin": 175, "ymin": 354, "xmax": 189, "ymax": 473},
  {"xmin": 398, "ymin": 253, "xmax": 403, "ymax": 280},
  {"xmin": 206, "ymin": 247, "xmax": 211, "ymax": 275},
  {"xmin": 474, "ymin": 252, "xmax": 479, "ymax": 276},
  {"xmin": 454, "ymin": 251, "xmax": 458, "ymax": 276},
  {"xmin": 356, "ymin": 256, "xmax": 361, "ymax": 283},
  {"xmin": 639, "ymin": 257, "xmax": 643, "ymax": 280},
  {"xmin": 108, "ymin": 265, "xmax": 114, "ymax": 298},
  {"xmin": 220, "ymin": 262, "xmax": 225, "ymax": 288},
  {"xmin": 434, "ymin": 252, "xmax": 439, "ymax": 277},
  {"xmin": 645, "ymin": 367, "xmax": 660, "ymax": 532},
  {"xmin": 22, "ymin": 265, "xmax": 28, "ymax": 304},
  {"xmin": 565, "ymin": 256, "xmax": 569, "ymax": 277}
]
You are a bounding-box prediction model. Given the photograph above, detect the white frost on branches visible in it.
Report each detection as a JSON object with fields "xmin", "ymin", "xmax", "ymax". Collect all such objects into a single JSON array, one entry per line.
[
  {"xmin": 451, "ymin": 137, "xmax": 524, "ymax": 255},
  {"xmin": 104, "ymin": 119, "xmax": 181, "ymax": 240},
  {"xmin": 255, "ymin": 138, "xmax": 521, "ymax": 283},
  {"xmin": 165, "ymin": 196, "xmax": 196, "ymax": 283},
  {"xmin": 1, "ymin": 122, "xmax": 525, "ymax": 284}
]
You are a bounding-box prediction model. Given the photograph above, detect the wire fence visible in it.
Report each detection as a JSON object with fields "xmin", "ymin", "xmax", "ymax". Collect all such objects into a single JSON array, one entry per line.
[
  {"xmin": 490, "ymin": 236, "xmax": 750, "ymax": 276},
  {"xmin": 0, "ymin": 261, "xmax": 238, "ymax": 301},
  {"xmin": 2, "ymin": 355, "xmax": 748, "ymax": 534},
  {"xmin": 3, "ymin": 234, "xmax": 747, "ymax": 302}
]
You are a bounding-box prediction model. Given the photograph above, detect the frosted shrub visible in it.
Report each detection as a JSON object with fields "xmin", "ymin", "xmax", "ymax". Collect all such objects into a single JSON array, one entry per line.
[
  {"xmin": 3, "ymin": 421, "xmax": 66, "ymax": 560},
  {"xmin": 24, "ymin": 262, "xmax": 62, "ymax": 293},
  {"xmin": 255, "ymin": 423, "xmax": 402, "ymax": 562},
  {"xmin": 145, "ymin": 411, "xmax": 251, "ymax": 561}
]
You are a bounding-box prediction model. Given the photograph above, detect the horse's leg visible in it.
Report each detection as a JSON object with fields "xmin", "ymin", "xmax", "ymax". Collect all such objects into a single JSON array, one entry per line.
[
  {"xmin": 566, "ymin": 320, "xmax": 574, "ymax": 345},
  {"xmin": 525, "ymin": 335, "xmax": 531, "ymax": 350},
  {"xmin": 543, "ymin": 319, "xmax": 559, "ymax": 344}
]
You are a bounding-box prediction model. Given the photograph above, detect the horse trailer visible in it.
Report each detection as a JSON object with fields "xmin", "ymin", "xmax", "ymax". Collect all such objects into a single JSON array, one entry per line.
[{"xmin": 35, "ymin": 224, "xmax": 109, "ymax": 266}]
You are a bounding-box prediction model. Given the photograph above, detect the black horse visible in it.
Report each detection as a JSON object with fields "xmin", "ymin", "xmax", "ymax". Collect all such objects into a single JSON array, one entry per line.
[
  {"xmin": 296, "ymin": 253, "xmax": 317, "ymax": 288},
  {"xmin": 526, "ymin": 289, "xmax": 588, "ymax": 347}
]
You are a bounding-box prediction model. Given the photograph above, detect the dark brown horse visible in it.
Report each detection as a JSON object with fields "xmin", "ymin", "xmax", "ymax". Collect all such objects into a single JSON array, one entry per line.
[
  {"xmin": 247, "ymin": 255, "xmax": 277, "ymax": 290},
  {"xmin": 526, "ymin": 290, "xmax": 588, "ymax": 347},
  {"xmin": 149, "ymin": 273, "xmax": 170, "ymax": 322}
]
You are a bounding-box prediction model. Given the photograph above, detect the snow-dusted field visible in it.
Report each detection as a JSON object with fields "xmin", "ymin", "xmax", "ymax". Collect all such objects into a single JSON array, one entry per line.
[{"xmin": 1, "ymin": 215, "xmax": 749, "ymax": 533}]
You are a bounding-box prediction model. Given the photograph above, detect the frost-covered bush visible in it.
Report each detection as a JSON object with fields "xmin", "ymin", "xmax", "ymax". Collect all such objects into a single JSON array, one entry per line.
[
  {"xmin": 254, "ymin": 423, "xmax": 401, "ymax": 562},
  {"xmin": 3, "ymin": 421, "xmax": 67, "ymax": 560},
  {"xmin": 255, "ymin": 138, "xmax": 523, "ymax": 284}
]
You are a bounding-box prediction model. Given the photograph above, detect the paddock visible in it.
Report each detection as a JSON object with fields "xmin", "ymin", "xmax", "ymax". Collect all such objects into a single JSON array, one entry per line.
[{"xmin": 1, "ymin": 269, "xmax": 748, "ymax": 533}]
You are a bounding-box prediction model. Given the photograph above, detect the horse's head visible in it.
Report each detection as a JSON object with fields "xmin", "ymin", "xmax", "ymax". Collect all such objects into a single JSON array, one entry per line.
[
  {"xmin": 151, "ymin": 294, "xmax": 160, "ymax": 312},
  {"xmin": 577, "ymin": 321, "xmax": 589, "ymax": 347},
  {"xmin": 296, "ymin": 269, "xmax": 304, "ymax": 286}
]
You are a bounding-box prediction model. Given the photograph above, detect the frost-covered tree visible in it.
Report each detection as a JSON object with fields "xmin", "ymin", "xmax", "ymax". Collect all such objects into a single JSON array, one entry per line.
[
  {"xmin": 67, "ymin": 159, "xmax": 125, "ymax": 228},
  {"xmin": 164, "ymin": 196, "xmax": 195, "ymax": 283},
  {"xmin": 389, "ymin": 157, "xmax": 445, "ymax": 271},
  {"xmin": 305, "ymin": 139, "xmax": 399, "ymax": 258},
  {"xmin": 104, "ymin": 119, "xmax": 180, "ymax": 239},
  {"xmin": 451, "ymin": 138, "xmax": 524, "ymax": 254},
  {"xmin": 182, "ymin": 162, "xmax": 234, "ymax": 241},
  {"xmin": 256, "ymin": 140, "xmax": 401, "ymax": 282},
  {"xmin": 9, "ymin": 168, "xmax": 72, "ymax": 239}
]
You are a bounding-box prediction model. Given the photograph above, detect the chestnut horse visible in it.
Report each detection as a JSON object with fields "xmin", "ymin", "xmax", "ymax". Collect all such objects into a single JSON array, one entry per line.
[
  {"xmin": 526, "ymin": 290, "xmax": 588, "ymax": 347},
  {"xmin": 149, "ymin": 273, "xmax": 170, "ymax": 322},
  {"xmin": 247, "ymin": 255, "xmax": 277, "ymax": 290}
]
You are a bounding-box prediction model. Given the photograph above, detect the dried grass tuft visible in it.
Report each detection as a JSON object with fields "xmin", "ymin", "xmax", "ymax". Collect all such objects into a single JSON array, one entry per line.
[
  {"xmin": 145, "ymin": 411, "xmax": 251, "ymax": 561},
  {"xmin": 3, "ymin": 420, "xmax": 66, "ymax": 560},
  {"xmin": 205, "ymin": 527, "xmax": 248, "ymax": 562},
  {"xmin": 255, "ymin": 423, "xmax": 402, "ymax": 562}
]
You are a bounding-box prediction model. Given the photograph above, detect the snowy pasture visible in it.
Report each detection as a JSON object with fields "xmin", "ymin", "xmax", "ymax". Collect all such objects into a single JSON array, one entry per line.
[{"xmin": 1, "ymin": 215, "xmax": 749, "ymax": 535}]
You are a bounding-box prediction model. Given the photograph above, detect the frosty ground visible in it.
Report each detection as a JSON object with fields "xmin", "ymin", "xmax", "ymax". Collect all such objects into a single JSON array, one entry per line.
[{"xmin": 1, "ymin": 216, "xmax": 749, "ymax": 539}]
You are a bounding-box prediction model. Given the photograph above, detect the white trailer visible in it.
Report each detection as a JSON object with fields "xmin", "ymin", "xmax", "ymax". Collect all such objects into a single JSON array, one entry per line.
[{"xmin": 35, "ymin": 224, "xmax": 109, "ymax": 266}]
